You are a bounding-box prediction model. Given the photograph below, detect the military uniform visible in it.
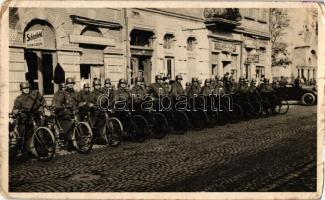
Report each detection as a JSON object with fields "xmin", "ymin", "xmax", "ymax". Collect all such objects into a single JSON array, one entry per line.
[
  {"xmin": 170, "ymin": 81, "xmax": 185, "ymax": 97},
  {"xmin": 259, "ymin": 82, "xmax": 274, "ymax": 93},
  {"xmin": 201, "ymin": 85, "xmax": 213, "ymax": 96},
  {"xmin": 188, "ymin": 85, "xmax": 201, "ymax": 96},
  {"xmin": 213, "ymin": 82, "xmax": 225, "ymax": 95},
  {"xmin": 78, "ymin": 89, "xmax": 93, "ymax": 104},
  {"xmin": 149, "ymin": 82, "xmax": 168, "ymax": 97},
  {"xmin": 130, "ymin": 84, "xmax": 147, "ymax": 102},
  {"xmin": 13, "ymin": 90, "xmax": 44, "ymax": 112}
]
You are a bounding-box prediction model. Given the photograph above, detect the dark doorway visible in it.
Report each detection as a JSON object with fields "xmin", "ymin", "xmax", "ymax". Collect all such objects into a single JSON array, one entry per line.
[
  {"xmin": 42, "ymin": 53, "xmax": 54, "ymax": 94},
  {"xmin": 80, "ymin": 64, "xmax": 91, "ymax": 79}
]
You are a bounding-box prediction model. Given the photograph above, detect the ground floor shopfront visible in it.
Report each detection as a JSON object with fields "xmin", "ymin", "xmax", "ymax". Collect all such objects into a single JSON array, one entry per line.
[{"xmin": 9, "ymin": 8, "xmax": 272, "ymax": 109}]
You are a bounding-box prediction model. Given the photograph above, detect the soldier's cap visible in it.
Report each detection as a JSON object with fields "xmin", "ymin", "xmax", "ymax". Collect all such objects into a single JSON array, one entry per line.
[
  {"xmin": 20, "ymin": 81, "xmax": 30, "ymax": 89},
  {"xmin": 135, "ymin": 77, "xmax": 144, "ymax": 83},
  {"xmin": 176, "ymin": 74, "xmax": 183, "ymax": 80},
  {"xmin": 83, "ymin": 83, "xmax": 90, "ymax": 88},
  {"xmin": 155, "ymin": 75, "xmax": 163, "ymax": 80},
  {"xmin": 205, "ymin": 78, "xmax": 211, "ymax": 84},
  {"xmin": 119, "ymin": 78, "xmax": 127, "ymax": 84},
  {"xmin": 93, "ymin": 79, "xmax": 101, "ymax": 86},
  {"xmin": 66, "ymin": 77, "xmax": 75, "ymax": 84},
  {"xmin": 105, "ymin": 78, "xmax": 111, "ymax": 84},
  {"xmin": 192, "ymin": 77, "xmax": 199, "ymax": 82},
  {"xmin": 185, "ymin": 82, "xmax": 191, "ymax": 86}
]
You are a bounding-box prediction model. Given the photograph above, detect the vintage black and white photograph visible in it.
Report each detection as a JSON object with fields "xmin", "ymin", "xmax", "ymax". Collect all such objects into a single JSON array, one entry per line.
[{"xmin": 2, "ymin": 3, "xmax": 321, "ymax": 197}]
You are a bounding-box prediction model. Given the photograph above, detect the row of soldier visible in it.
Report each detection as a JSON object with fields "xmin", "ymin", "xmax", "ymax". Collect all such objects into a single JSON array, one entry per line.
[{"xmin": 13, "ymin": 74, "xmax": 276, "ymax": 115}]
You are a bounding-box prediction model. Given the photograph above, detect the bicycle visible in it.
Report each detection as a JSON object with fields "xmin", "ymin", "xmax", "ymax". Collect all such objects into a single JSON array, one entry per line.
[
  {"xmin": 9, "ymin": 110, "xmax": 56, "ymax": 161},
  {"xmin": 79, "ymin": 103, "xmax": 123, "ymax": 147},
  {"xmin": 44, "ymin": 103, "xmax": 93, "ymax": 154}
]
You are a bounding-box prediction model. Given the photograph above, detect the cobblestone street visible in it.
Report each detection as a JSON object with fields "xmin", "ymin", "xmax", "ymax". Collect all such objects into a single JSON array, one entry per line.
[{"xmin": 9, "ymin": 105, "xmax": 317, "ymax": 192}]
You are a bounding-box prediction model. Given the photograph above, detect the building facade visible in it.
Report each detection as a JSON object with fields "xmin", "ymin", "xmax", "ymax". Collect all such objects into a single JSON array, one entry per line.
[
  {"xmin": 9, "ymin": 8, "xmax": 271, "ymax": 108},
  {"xmin": 271, "ymin": 8, "xmax": 317, "ymax": 83}
]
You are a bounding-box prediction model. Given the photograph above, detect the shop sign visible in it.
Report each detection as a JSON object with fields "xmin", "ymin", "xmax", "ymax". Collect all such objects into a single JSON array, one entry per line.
[
  {"xmin": 25, "ymin": 30, "xmax": 44, "ymax": 48},
  {"xmin": 244, "ymin": 39, "xmax": 257, "ymax": 48},
  {"xmin": 246, "ymin": 54, "xmax": 259, "ymax": 63},
  {"xmin": 214, "ymin": 41, "xmax": 237, "ymax": 52}
]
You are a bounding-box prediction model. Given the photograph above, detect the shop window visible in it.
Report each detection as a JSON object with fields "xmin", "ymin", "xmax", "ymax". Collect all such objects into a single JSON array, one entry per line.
[
  {"xmin": 130, "ymin": 29, "xmax": 154, "ymax": 47},
  {"xmin": 24, "ymin": 20, "xmax": 57, "ymax": 94},
  {"xmin": 187, "ymin": 37, "xmax": 197, "ymax": 51},
  {"xmin": 164, "ymin": 57, "xmax": 175, "ymax": 78},
  {"xmin": 163, "ymin": 33, "xmax": 175, "ymax": 49}
]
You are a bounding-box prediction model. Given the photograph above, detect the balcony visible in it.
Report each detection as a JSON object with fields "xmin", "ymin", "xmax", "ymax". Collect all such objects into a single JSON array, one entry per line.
[{"xmin": 204, "ymin": 8, "xmax": 242, "ymax": 29}]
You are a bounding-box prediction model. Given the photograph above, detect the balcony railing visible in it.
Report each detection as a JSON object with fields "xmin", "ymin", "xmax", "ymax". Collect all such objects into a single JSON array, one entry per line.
[{"xmin": 204, "ymin": 8, "xmax": 242, "ymax": 29}]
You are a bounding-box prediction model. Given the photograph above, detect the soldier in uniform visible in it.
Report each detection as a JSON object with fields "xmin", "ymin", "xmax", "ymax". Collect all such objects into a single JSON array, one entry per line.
[
  {"xmin": 130, "ymin": 77, "xmax": 147, "ymax": 103},
  {"xmin": 52, "ymin": 77, "xmax": 80, "ymax": 137},
  {"xmin": 188, "ymin": 77, "xmax": 201, "ymax": 96},
  {"xmin": 259, "ymin": 78, "xmax": 274, "ymax": 94},
  {"xmin": 149, "ymin": 75, "xmax": 167, "ymax": 98},
  {"xmin": 114, "ymin": 79, "xmax": 131, "ymax": 102},
  {"xmin": 78, "ymin": 83, "xmax": 93, "ymax": 104},
  {"xmin": 102, "ymin": 78, "xmax": 115, "ymax": 100},
  {"xmin": 213, "ymin": 75, "xmax": 225, "ymax": 96},
  {"xmin": 13, "ymin": 81, "xmax": 45, "ymax": 137},
  {"xmin": 248, "ymin": 79, "xmax": 258, "ymax": 94},
  {"xmin": 237, "ymin": 76, "xmax": 249, "ymax": 95},
  {"xmin": 163, "ymin": 75, "xmax": 172, "ymax": 95},
  {"xmin": 170, "ymin": 74, "xmax": 185, "ymax": 97},
  {"xmin": 201, "ymin": 78, "xmax": 213, "ymax": 96}
]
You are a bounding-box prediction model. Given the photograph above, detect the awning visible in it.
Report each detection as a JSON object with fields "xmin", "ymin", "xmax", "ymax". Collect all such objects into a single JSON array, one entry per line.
[{"xmin": 70, "ymin": 15, "xmax": 123, "ymax": 29}]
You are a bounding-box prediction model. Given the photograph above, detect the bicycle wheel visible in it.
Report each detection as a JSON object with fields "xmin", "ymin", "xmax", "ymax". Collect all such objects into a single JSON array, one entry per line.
[
  {"xmin": 251, "ymin": 100, "xmax": 263, "ymax": 118},
  {"xmin": 188, "ymin": 110, "xmax": 208, "ymax": 131},
  {"xmin": 151, "ymin": 112, "xmax": 169, "ymax": 139},
  {"xmin": 228, "ymin": 103, "xmax": 244, "ymax": 123},
  {"xmin": 274, "ymin": 98, "xmax": 289, "ymax": 115},
  {"xmin": 261, "ymin": 100, "xmax": 273, "ymax": 118},
  {"xmin": 216, "ymin": 104, "xmax": 228, "ymax": 126},
  {"xmin": 242, "ymin": 102, "xmax": 256, "ymax": 120},
  {"xmin": 103, "ymin": 117, "xmax": 123, "ymax": 147},
  {"xmin": 73, "ymin": 122, "xmax": 93, "ymax": 154},
  {"xmin": 172, "ymin": 111, "xmax": 190, "ymax": 134},
  {"xmin": 130, "ymin": 115, "xmax": 150, "ymax": 142},
  {"xmin": 30, "ymin": 127, "xmax": 56, "ymax": 161},
  {"xmin": 9, "ymin": 124, "xmax": 18, "ymax": 159}
]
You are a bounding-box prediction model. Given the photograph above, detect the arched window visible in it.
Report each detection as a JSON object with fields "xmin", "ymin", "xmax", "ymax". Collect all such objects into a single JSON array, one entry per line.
[
  {"xmin": 187, "ymin": 37, "xmax": 197, "ymax": 51},
  {"xmin": 24, "ymin": 20, "xmax": 57, "ymax": 94},
  {"xmin": 163, "ymin": 33, "xmax": 175, "ymax": 49}
]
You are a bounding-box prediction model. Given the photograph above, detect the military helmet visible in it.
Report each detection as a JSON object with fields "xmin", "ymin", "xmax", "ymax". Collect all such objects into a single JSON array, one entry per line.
[
  {"xmin": 176, "ymin": 74, "xmax": 183, "ymax": 81},
  {"xmin": 185, "ymin": 82, "xmax": 191, "ymax": 86},
  {"xmin": 155, "ymin": 75, "xmax": 163, "ymax": 81},
  {"xmin": 205, "ymin": 78, "xmax": 211, "ymax": 84},
  {"xmin": 65, "ymin": 77, "xmax": 75, "ymax": 84},
  {"xmin": 104, "ymin": 78, "xmax": 111, "ymax": 84},
  {"xmin": 59, "ymin": 82, "xmax": 66, "ymax": 90},
  {"xmin": 192, "ymin": 77, "xmax": 199, "ymax": 83},
  {"xmin": 93, "ymin": 79, "xmax": 101, "ymax": 86},
  {"xmin": 119, "ymin": 78, "xmax": 127, "ymax": 84},
  {"xmin": 264, "ymin": 78, "xmax": 270, "ymax": 82},
  {"xmin": 251, "ymin": 79, "xmax": 257, "ymax": 83},
  {"xmin": 239, "ymin": 76, "xmax": 245, "ymax": 81},
  {"xmin": 83, "ymin": 83, "xmax": 90, "ymax": 89},
  {"xmin": 20, "ymin": 81, "xmax": 30, "ymax": 90},
  {"xmin": 135, "ymin": 76, "xmax": 144, "ymax": 83}
]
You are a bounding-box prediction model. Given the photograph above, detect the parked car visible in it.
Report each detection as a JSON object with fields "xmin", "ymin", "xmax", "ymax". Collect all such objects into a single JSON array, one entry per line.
[{"xmin": 275, "ymin": 84, "xmax": 317, "ymax": 105}]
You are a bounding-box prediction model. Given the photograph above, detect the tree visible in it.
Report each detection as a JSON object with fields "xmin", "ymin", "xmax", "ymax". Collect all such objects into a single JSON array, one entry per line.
[{"xmin": 270, "ymin": 8, "xmax": 291, "ymax": 67}]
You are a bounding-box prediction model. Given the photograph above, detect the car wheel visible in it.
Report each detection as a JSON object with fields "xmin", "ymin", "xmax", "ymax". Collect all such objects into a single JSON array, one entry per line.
[{"xmin": 301, "ymin": 93, "xmax": 316, "ymax": 105}]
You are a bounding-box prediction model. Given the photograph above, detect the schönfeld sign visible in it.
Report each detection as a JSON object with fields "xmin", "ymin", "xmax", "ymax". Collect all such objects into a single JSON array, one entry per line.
[{"xmin": 25, "ymin": 29, "xmax": 44, "ymax": 48}]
